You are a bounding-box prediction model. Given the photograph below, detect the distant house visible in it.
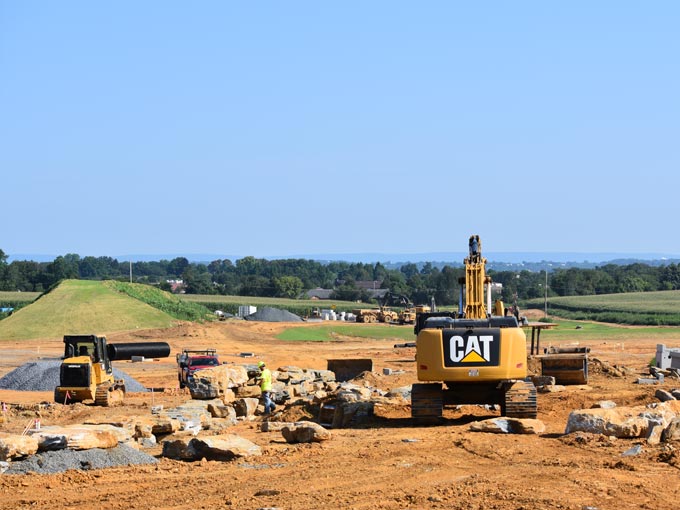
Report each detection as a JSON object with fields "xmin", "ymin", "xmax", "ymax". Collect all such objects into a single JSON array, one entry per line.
[
  {"xmin": 167, "ymin": 279, "xmax": 186, "ymax": 293},
  {"xmin": 305, "ymin": 287, "xmax": 333, "ymax": 300},
  {"xmin": 354, "ymin": 281, "xmax": 388, "ymax": 301},
  {"xmin": 355, "ymin": 280, "xmax": 384, "ymax": 291}
]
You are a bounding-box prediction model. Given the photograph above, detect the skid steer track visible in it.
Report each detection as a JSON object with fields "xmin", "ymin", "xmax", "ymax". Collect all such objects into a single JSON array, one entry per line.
[{"xmin": 94, "ymin": 382, "xmax": 125, "ymax": 407}]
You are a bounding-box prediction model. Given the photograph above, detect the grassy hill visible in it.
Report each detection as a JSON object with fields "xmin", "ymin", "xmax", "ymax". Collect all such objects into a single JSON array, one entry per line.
[{"xmin": 0, "ymin": 280, "xmax": 180, "ymax": 341}]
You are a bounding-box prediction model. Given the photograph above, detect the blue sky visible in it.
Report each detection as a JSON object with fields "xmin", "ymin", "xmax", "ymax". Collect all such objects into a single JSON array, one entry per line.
[{"xmin": 2, "ymin": 2, "xmax": 679, "ymax": 259}]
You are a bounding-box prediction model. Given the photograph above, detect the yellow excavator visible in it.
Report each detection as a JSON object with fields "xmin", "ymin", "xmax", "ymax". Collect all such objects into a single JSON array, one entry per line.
[
  {"xmin": 54, "ymin": 335, "xmax": 170, "ymax": 406},
  {"xmin": 411, "ymin": 235, "xmax": 537, "ymax": 422}
]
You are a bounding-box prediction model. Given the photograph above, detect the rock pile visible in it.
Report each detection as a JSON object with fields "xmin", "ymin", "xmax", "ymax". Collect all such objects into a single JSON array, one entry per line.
[
  {"xmin": 0, "ymin": 360, "xmax": 147, "ymax": 392},
  {"xmin": 0, "ymin": 363, "xmax": 411, "ymax": 473},
  {"xmin": 3, "ymin": 445, "xmax": 157, "ymax": 475},
  {"xmin": 244, "ymin": 307, "xmax": 302, "ymax": 322}
]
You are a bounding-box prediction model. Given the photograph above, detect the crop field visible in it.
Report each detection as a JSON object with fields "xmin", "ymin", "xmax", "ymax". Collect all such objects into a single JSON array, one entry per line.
[
  {"xmin": 181, "ymin": 293, "xmax": 362, "ymax": 316},
  {"xmin": 523, "ymin": 318, "xmax": 680, "ymax": 345},
  {"xmin": 526, "ymin": 289, "xmax": 680, "ymax": 325},
  {"xmin": 0, "ymin": 290, "xmax": 41, "ymax": 305}
]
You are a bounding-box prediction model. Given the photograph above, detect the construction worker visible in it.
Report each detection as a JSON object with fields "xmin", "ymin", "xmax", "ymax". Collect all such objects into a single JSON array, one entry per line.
[{"xmin": 256, "ymin": 361, "xmax": 276, "ymax": 415}]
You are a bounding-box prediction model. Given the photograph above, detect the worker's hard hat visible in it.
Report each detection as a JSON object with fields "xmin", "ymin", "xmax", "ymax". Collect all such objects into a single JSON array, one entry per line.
[{"xmin": 258, "ymin": 361, "xmax": 265, "ymax": 368}]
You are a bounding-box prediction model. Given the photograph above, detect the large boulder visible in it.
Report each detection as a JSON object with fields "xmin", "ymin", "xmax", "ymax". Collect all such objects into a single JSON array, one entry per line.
[
  {"xmin": 0, "ymin": 432, "xmax": 39, "ymax": 460},
  {"xmin": 281, "ymin": 421, "xmax": 331, "ymax": 443},
  {"xmin": 149, "ymin": 415, "xmax": 182, "ymax": 435},
  {"xmin": 191, "ymin": 435, "xmax": 262, "ymax": 460},
  {"xmin": 565, "ymin": 401, "xmax": 680, "ymax": 438},
  {"xmin": 234, "ymin": 385, "xmax": 262, "ymax": 398},
  {"xmin": 233, "ymin": 398, "xmax": 259, "ymax": 418},
  {"xmin": 469, "ymin": 418, "xmax": 546, "ymax": 435},
  {"xmin": 162, "ymin": 434, "xmax": 261, "ymax": 461},
  {"xmin": 189, "ymin": 365, "xmax": 249, "ymax": 400},
  {"xmin": 29, "ymin": 425, "xmax": 119, "ymax": 450},
  {"xmin": 662, "ymin": 417, "xmax": 680, "ymax": 442}
]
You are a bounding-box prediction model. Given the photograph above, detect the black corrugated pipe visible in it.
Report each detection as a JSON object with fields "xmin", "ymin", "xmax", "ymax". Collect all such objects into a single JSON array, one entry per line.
[{"xmin": 107, "ymin": 342, "xmax": 171, "ymax": 361}]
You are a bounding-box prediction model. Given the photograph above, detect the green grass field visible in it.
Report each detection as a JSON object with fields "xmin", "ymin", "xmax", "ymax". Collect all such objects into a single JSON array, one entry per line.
[
  {"xmin": 278, "ymin": 318, "xmax": 680, "ymax": 344},
  {"xmin": 276, "ymin": 323, "xmax": 417, "ymax": 342},
  {"xmin": 0, "ymin": 280, "xmax": 177, "ymax": 341}
]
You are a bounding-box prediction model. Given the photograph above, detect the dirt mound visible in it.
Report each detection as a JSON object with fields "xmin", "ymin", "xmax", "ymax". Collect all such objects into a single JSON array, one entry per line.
[
  {"xmin": 0, "ymin": 360, "xmax": 148, "ymax": 392},
  {"xmin": 244, "ymin": 307, "xmax": 302, "ymax": 322}
]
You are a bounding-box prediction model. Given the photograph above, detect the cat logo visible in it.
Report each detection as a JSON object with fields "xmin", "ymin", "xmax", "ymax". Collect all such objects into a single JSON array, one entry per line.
[{"xmin": 442, "ymin": 328, "xmax": 500, "ymax": 367}]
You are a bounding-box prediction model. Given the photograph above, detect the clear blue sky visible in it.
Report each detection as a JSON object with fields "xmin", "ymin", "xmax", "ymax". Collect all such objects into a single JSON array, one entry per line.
[{"xmin": 2, "ymin": 2, "xmax": 679, "ymax": 259}]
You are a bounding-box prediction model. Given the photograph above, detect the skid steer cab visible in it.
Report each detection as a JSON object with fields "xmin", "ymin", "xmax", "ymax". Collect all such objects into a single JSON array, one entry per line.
[{"xmin": 54, "ymin": 334, "xmax": 170, "ymax": 406}]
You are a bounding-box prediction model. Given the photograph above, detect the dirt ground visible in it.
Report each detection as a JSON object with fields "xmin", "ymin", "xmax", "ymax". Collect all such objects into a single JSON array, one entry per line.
[{"xmin": 1, "ymin": 316, "xmax": 680, "ymax": 510}]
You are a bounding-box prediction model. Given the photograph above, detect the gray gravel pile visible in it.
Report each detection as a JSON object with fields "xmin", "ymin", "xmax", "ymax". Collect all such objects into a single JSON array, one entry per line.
[
  {"xmin": 244, "ymin": 307, "xmax": 302, "ymax": 322},
  {"xmin": 0, "ymin": 360, "xmax": 148, "ymax": 392},
  {"xmin": 4, "ymin": 445, "xmax": 158, "ymax": 474}
]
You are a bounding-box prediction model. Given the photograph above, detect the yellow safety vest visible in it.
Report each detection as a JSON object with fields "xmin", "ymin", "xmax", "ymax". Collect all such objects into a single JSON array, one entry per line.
[{"xmin": 259, "ymin": 368, "xmax": 272, "ymax": 392}]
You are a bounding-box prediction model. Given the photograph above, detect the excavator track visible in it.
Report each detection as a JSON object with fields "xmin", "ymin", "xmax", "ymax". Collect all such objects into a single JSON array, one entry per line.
[
  {"xmin": 411, "ymin": 383, "xmax": 443, "ymax": 424},
  {"xmin": 502, "ymin": 380, "xmax": 537, "ymax": 419}
]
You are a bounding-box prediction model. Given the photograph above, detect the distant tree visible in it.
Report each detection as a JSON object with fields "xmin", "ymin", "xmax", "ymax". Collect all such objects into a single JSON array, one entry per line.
[
  {"xmin": 432, "ymin": 266, "xmax": 459, "ymax": 306},
  {"xmin": 272, "ymin": 276, "xmax": 304, "ymax": 299},
  {"xmin": 381, "ymin": 272, "xmax": 410, "ymax": 297},
  {"xmin": 239, "ymin": 275, "xmax": 273, "ymax": 296},
  {"xmin": 660, "ymin": 263, "xmax": 680, "ymax": 290},
  {"xmin": 420, "ymin": 262, "xmax": 435, "ymax": 275},
  {"xmin": 3, "ymin": 261, "xmax": 44, "ymax": 291},
  {"xmin": 0, "ymin": 249, "xmax": 7, "ymax": 289},
  {"xmin": 182, "ymin": 265, "xmax": 215, "ymax": 294},
  {"xmin": 331, "ymin": 277, "xmax": 362, "ymax": 301},
  {"xmin": 372, "ymin": 262, "xmax": 388, "ymax": 282},
  {"xmin": 45, "ymin": 255, "xmax": 79, "ymax": 284},
  {"xmin": 167, "ymin": 257, "xmax": 189, "ymax": 278},
  {"xmin": 236, "ymin": 256, "xmax": 264, "ymax": 276},
  {"xmin": 400, "ymin": 263, "xmax": 419, "ymax": 279}
]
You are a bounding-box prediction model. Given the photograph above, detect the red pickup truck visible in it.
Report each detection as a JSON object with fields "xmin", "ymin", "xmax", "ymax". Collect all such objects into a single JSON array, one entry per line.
[{"xmin": 176, "ymin": 349, "xmax": 220, "ymax": 388}]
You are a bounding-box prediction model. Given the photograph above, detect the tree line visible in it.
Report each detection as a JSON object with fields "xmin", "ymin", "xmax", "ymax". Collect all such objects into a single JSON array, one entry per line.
[{"xmin": 2, "ymin": 249, "xmax": 680, "ymax": 306}]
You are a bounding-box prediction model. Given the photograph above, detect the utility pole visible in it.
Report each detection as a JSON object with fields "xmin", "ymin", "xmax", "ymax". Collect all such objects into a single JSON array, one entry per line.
[
  {"xmin": 129, "ymin": 260, "xmax": 132, "ymax": 283},
  {"xmin": 544, "ymin": 269, "xmax": 548, "ymax": 318}
]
